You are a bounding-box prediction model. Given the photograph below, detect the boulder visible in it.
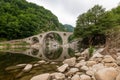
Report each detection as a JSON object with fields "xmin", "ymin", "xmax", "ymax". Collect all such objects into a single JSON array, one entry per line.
[
  {"xmin": 117, "ymin": 56, "xmax": 120, "ymax": 66},
  {"xmin": 102, "ymin": 55, "xmax": 115, "ymax": 63},
  {"xmin": 66, "ymin": 68, "xmax": 79, "ymax": 76},
  {"xmin": 104, "ymin": 63, "xmax": 118, "ymax": 67},
  {"xmin": 91, "ymin": 52, "xmax": 103, "ymax": 59},
  {"xmin": 50, "ymin": 62, "xmax": 57, "ymax": 64},
  {"xmin": 75, "ymin": 61, "xmax": 86, "ymax": 68},
  {"xmin": 80, "ymin": 74, "xmax": 91, "ymax": 80},
  {"xmin": 33, "ymin": 64, "xmax": 39, "ymax": 67},
  {"xmin": 75, "ymin": 52, "xmax": 81, "ymax": 57},
  {"xmin": 86, "ymin": 70, "xmax": 94, "ymax": 76},
  {"xmin": 23, "ymin": 64, "xmax": 32, "ymax": 72},
  {"xmin": 116, "ymin": 73, "xmax": 120, "ymax": 80},
  {"xmin": 81, "ymin": 49, "xmax": 89, "ymax": 59},
  {"xmin": 71, "ymin": 74, "xmax": 80, "ymax": 80},
  {"xmin": 57, "ymin": 64, "xmax": 68, "ymax": 72},
  {"xmin": 94, "ymin": 67, "xmax": 118, "ymax": 80},
  {"xmin": 86, "ymin": 61, "xmax": 96, "ymax": 67},
  {"xmin": 63, "ymin": 57, "xmax": 76, "ymax": 66},
  {"xmin": 38, "ymin": 60, "xmax": 46, "ymax": 64},
  {"xmin": 77, "ymin": 57, "xmax": 85, "ymax": 61},
  {"xmin": 80, "ymin": 66, "xmax": 89, "ymax": 71},
  {"xmin": 30, "ymin": 73, "xmax": 50, "ymax": 80},
  {"xmin": 92, "ymin": 63, "xmax": 104, "ymax": 71},
  {"xmin": 51, "ymin": 72, "xmax": 65, "ymax": 80}
]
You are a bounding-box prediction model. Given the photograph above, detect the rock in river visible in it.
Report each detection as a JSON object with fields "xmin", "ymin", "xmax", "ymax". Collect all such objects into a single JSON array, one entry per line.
[
  {"xmin": 31, "ymin": 73, "xmax": 50, "ymax": 80},
  {"xmin": 23, "ymin": 64, "xmax": 32, "ymax": 72}
]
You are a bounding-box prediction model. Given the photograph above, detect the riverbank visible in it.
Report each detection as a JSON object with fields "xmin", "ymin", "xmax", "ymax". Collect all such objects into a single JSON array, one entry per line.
[
  {"xmin": 3, "ymin": 47, "xmax": 120, "ymax": 80},
  {"xmin": 0, "ymin": 40, "xmax": 30, "ymax": 50}
]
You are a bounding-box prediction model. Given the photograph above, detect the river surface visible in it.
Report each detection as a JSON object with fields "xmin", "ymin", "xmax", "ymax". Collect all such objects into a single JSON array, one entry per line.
[{"xmin": 0, "ymin": 43, "xmax": 79, "ymax": 80}]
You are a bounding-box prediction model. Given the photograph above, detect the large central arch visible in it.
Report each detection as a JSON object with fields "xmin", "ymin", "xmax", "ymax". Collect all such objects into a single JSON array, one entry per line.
[{"xmin": 24, "ymin": 31, "xmax": 73, "ymax": 46}]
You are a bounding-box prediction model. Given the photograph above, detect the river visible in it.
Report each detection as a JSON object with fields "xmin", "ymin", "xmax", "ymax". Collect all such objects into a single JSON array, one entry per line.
[{"xmin": 0, "ymin": 42, "xmax": 78, "ymax": 80}]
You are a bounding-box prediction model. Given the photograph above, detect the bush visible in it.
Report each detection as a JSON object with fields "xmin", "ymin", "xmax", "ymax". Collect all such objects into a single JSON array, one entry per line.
[{"xmin": 89, "ymin": 46, "xmax": 94, "ymax": 57}]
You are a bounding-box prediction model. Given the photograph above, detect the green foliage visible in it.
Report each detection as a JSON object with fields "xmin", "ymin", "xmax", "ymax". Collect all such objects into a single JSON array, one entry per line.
[
  {"xmin": 74, "ymin": 5, "xmax": 105, "ymax": 38},
  {"xmin": 74, "ymin": 4, "xmax": 120, "ymax": 45},
  {"xmin": 64, "ymin": 24, "xmax": 74, "ymax": 32},
  {"xmin": 0, "ymin": 0, "xmax": 66, "ymax": 40},
  {"xmin": 88, "ymin": 46, "xmax": 94, "ymax": 57}
]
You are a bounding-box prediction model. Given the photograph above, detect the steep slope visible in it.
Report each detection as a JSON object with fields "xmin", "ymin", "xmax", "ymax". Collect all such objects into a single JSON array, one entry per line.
[{"xmin": 0, "ymin": 0, "xmax": 65, "ymax": 40}]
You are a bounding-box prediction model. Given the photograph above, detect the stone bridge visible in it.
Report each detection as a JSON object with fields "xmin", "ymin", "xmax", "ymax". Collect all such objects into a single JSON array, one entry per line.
[{"xmin": 24, "ymin": 31, "xmax": 73, "ymax": 46}]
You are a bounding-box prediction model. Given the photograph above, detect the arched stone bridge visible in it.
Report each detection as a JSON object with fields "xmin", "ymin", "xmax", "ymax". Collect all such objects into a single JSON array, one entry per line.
[{"xmin": 24, "ymin": 31, "xmax": 73, "ymax": 45}]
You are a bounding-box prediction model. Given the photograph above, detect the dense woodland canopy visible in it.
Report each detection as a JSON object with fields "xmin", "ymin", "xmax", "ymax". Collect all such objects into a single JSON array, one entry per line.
[
  {"xmin": 74, "ymin": 4, "xmax": 120, "ymax": 45},
  {"xmin": 0, "ymin": 0, "xmax": 70, "ymax": 40}
]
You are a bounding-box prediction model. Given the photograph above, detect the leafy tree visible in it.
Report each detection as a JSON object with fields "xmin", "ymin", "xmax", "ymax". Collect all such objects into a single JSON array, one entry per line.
[
  {"xmin": 74, "ymin": 5, "xmax": 105, "ymax": 38},
  {"xmin": 74, "ymin": 4, "xmax": 120, "ymax": 46}
]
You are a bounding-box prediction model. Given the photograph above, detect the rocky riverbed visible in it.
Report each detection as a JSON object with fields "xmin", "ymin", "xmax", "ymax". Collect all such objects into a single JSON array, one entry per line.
[{"xmin": 4, "ymin": 48, "xmax": 120, "ymax": 80}]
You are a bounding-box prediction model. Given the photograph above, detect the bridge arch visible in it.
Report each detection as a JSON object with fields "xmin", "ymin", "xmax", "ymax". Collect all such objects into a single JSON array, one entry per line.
[{"xmin": 24, "ymin": 31, "xmax": 73, "ymax": 45}]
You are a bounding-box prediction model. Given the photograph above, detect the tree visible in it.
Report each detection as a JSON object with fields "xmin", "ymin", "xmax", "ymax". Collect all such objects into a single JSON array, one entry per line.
[{"xmin": 74, "ymin": 5, "xmax": 105, "ymax": 38}]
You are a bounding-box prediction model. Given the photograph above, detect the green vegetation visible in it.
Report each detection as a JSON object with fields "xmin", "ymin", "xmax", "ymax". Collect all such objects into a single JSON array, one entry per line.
[
  {"xmin": 88, "ymin": 46, "xmax": 94, "ymax": 57},
  {"xmin": 68, "ymin": 48, "xmax": 75, "ymax": 57},
  {"xmin": 0, "ymin": 0, "xmax": 66, "ymax": 40},
  {"xmin": 64, "ymin": 24, "xmax": 74, "ymax": 32},
  {"xmin": 74, "ymin": 5, "xmax": 120, "ymax": 46},
  {"xmin": 0, "ymin": 41, "xmax": 30, "ymax": 50}
]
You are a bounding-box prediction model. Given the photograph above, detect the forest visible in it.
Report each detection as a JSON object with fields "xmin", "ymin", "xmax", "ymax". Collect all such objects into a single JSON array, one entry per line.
[{"xmin": 0, "ymin": 0, "xmax": 68, "ymax": 40}]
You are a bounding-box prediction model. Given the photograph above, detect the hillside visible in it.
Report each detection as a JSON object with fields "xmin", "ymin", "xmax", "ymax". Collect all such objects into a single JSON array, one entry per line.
[
  {"xmin": 64, "ymin": 24, "xmax": 74, "ymax": 32},
  {"xmin": 0, "ymin": 0, "xmax": 65, "ymax": 40}
]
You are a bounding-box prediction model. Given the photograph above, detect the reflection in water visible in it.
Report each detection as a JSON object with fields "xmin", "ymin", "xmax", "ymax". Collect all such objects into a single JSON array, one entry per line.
[
  {"xmin": 44, "ymin": 47, "xmax": 63, "ymax": 60},
  {"xmin": 31, "ymin": 49, "xmax": 39, "ymax": 55},
  {"xmin": 68, "ymin": 48, "xmax": 75, "ymax": 57},
  {"xmin": 0, "ymin": 34, "xmax": 79, "ymax": 80}
]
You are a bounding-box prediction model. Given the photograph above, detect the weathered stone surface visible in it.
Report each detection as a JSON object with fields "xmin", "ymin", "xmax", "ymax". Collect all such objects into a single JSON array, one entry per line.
[
  {"xmin": 30, "ymin": 73, "xmax": 50, "ymax": 80},
  {"xmin": 86, "ymin": 70, "xmax": 94, "ymax": 76},
  {"xmin": 57, "ymin": 64, "xmax": 68, "ymax": 72},
  {"xmin": 104, "ymin": 63, "xmax": 118, "ymax": 67},
  {"xmin": 50, "ymin": 62, "xmax": 57, "ymax": 64},
  {"xmin": 91, "ymin": 52, "xmax": 103, "ymax": 59},
  {"xmin": 37, "ymin": 60, "xmax": 46, "ymax": 64},
  {"xmin": 71, "ymin": 74, "xmax": 80, "ymax": 80},
  {"xmin": 63, "ymin": 57, "xmax": 76, "ymax": 66},
  {"xmin": 92, "ymin": 58, "xmax": 103, "ymax": 63},
  {"xmin": 75, "ymin": 52, "xmax": 81, "ymax": 57},
  {"xmin": 77, "ymin": 57, "xmax": 85, "ymax": 61},
  {"xmin": 116, "ymin": 73, "xmax": 120, "ymax": 80},
  {"xmin": 80, "ymin": 49, "xmax": 89, "ymax": 59},
  {"xmin": 102, "ymin": 55, "xmax": 115, "ymax": 63},
  {"xmin": 94, "ymin": 67, "xmax": 118, "ymax": 80},
  {"xmin": 80, "ymin": 74, "xmax": 91, "ymax": 80},
  {"xmin": 80, "ymin": 66, "xmax": 89, "ymax": 71},
  {"xmin": 66, "ymin": 68, "xmax": 79, "ymax": 76},
  {"xmin": 86, "ymin": 61, "xmax": 96, "ymax": 67},
  {"xmin": 117, "ymin": 53, "xmax": 120, "ymax": 56},
  {"xmin": 75, "ymin": 61, "xmax": 86, "ymax": 68},
  {"xmin": 33, "ymin": 64, "xmax": 39, "ymax": 67},
  {"xmin": 23, "ymin": 64, "xmax": 32, "ymax": 72},
  {"xmin": 92, "ymin": 63, "xmax": 104, "ymax": 71},
  {"xmin": 51, "ymin": 72, "xmax": 65, "ymax": 80},
  {"xmin": 117, "ymin": 56, "xmax": 120, "ymax": 66}
]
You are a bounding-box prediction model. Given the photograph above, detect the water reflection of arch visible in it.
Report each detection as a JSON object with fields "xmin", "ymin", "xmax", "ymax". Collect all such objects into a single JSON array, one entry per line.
[
  {"xmin": 42, "ymin": 32, "xmax": 63, "ymax": 55},
  {"xmin": 23, "ymin": 46, "xmax": 71, "ymax": 61}
]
